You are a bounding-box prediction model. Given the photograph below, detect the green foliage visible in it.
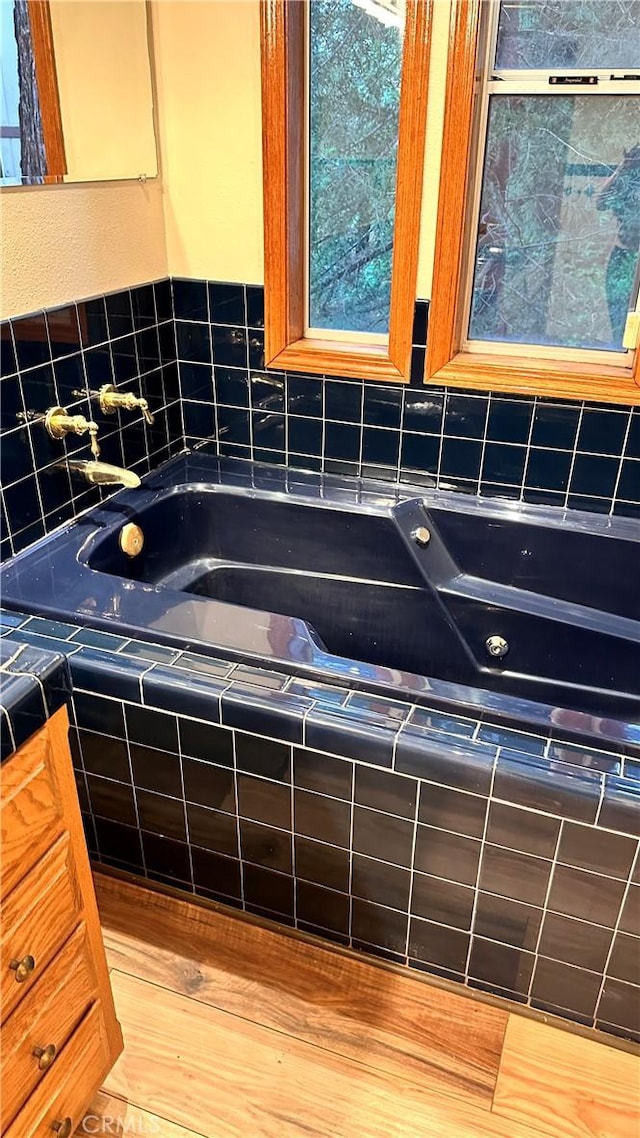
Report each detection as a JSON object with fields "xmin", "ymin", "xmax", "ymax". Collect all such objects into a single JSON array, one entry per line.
[
  {"xmin": 470, "ymin": 86, "xmax": 640, "ymax": 350},
  {"xmin": 309, "ymin": 0, "xmax": 402, "ymax": 333},
  {"xmin": 496, "ymin": 0, "xmax": 640, "ymax": 69}
]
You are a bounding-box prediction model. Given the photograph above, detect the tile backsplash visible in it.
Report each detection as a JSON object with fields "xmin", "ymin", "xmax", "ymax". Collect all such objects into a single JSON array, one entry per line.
[
  {"xmin": 174, "ymin": 278, "xmax": 640, "ymax": 517},
  {"xmin": 2, "ymin": 276, "xmax": 639, "ymax": 561},
  {"xmin": 0, "ymin": 281, "xmax": 182, "ymax": 559}
]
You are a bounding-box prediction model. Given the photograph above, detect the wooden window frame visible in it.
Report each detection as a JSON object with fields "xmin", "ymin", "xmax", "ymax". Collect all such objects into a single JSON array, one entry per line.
[
  {"xmin": 260, "ymin": 0, "xmax": 432, "ymax": 383},
  {"xmin": 27, "ymin": 0, "xmax": 66, "ymax": 182},
  {"xmin": 424, "ymin": 0, "xmax": 640, "ymax": 405}
]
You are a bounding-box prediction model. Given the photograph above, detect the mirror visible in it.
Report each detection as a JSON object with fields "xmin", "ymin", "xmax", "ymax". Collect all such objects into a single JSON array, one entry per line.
[{"xmin": 0, "ymin": 0, "xmax": 157, "ymax": 185}]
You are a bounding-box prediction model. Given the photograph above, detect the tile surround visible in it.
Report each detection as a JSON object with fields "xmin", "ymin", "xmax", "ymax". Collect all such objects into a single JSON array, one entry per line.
[
  {"xmin": 1, "ymin": 607, "xmax": 639, "ymax": 1044},
  {"xmin": 172, "ymin": 279, "xmax": 639, "ymax": 515},
  {"xmin": 0, "ymin": 282, "xmax": 182, "ymax": 557},
  {"xmin": 2, "ymin": 278, "xmax": 639, "ymax": 560},
  {"xmin": 1, "ymin": 278, "xmax": 639, "ymax": 1043}
]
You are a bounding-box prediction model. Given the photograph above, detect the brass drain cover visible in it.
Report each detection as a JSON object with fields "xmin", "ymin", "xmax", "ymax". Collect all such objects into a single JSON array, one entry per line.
[{"xmin": 119, "ymin": 522, "xmax": 144, "ymax": 558}]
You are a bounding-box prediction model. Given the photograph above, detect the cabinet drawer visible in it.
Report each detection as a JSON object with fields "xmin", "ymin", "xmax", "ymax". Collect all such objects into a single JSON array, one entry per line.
[
  {"xmin": 1, "ymin": 834, "xmax": 82, "ymax": 1023},
  {"xmin": 5, "ymin": 1001, "xmax": 111, "ymax": 1138},
  {"xmin": 1, "ymin": 922, "xmax": 97, "ymax": 1131},
  {"xmin": 0, "ymin": 721, "xmax": 65, "ymax": 895}
]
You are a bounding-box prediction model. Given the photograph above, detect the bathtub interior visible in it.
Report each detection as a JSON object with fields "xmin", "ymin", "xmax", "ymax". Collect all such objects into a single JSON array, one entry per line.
[
  {"xmin": 85, "ymin": 489, "xmax": 471, "ymax": 679},
  {"xmin": 77, "ymin": 471, "xmax": 640, "ymax": 716},
  {"xmin": 2, "ymin": 456, "xmax": 638, "ymax": 719}
]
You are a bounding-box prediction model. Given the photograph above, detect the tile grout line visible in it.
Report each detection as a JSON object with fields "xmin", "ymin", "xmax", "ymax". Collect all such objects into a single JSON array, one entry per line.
[
  {"xmin": 462, "ymin": 750, "xmax": 498, "ymax": 982},
  {"xmin": 403, "ymin": 780, "xmax": 421, "ymax": 958},
  {"xmin": 562, "ymin": 402, "xmax": 585, "ymax": 509},
  {"xmin": 592, "ymin": 842, "xmax": 639, "ymax": 1024},
  {"xmin": 347, "ymin": 759, "xmax": 356, "ymax": 950},
  {"xmin": 525, "ymin": 818, "xmax": 566, "ymax": 1004},
  {"xmin": 609, "ymin": 406, "xmax": 634, "ymax": 517},
  {"xmin": 230, "ymin": 728, "xmax": 246, "ymax": 911}
]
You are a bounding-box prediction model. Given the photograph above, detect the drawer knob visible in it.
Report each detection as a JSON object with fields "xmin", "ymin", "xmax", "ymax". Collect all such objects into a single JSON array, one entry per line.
[
  {"xmin": 9, "ymin": 954, "xmax": 35, "ymax": 982},
  {"xmin": 33, "ymin": 1043, "xmax": 57, "ymax": 1070},
  {"xmin": 51, "ymin": 1119, "xmax": 73, "ymax": 1138}
]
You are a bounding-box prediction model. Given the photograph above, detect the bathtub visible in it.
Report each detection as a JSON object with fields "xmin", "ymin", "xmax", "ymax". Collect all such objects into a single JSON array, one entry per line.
[{"xmin": 1, "ymin": 451, "xmax": 638, "ymax": 728}]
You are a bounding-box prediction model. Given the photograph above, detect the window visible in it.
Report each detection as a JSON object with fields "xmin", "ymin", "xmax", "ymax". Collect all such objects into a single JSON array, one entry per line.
[
  {"xmin": 0, "ymin": 0, "xmax": 65, "ymax": 185},
  {"xmin": 427, "ymin": 0, "xmax": 640, "ymax": 402},
  {"xmin": 261, "ymin": 0, "xmax": 431, "ymax": 381},
  {"xmin": 308, "ymin": 0, "xmax": 403, "ymax": 337}
]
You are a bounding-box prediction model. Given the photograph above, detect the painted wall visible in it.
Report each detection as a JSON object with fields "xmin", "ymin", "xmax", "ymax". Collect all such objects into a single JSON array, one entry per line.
[
  {"xmin": 49, "ymin": 0, "xmax": 157, "ymax": 183},
  {"xmin": 0, "ymin": 180, "xmax": 166, "ymax": 319},
  {"xmin": 0, "ymin": 0, "xmax": 164, "ymax": 321},
  {"xmin": 151, "ymin": 0, "xmax": 450, "ymax": 297}
]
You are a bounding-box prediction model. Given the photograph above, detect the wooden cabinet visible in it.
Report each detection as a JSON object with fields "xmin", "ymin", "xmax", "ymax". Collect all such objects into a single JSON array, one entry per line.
[{"xmin": 0, "ymin": 706, "xmax": 123, "ymax": 1136}]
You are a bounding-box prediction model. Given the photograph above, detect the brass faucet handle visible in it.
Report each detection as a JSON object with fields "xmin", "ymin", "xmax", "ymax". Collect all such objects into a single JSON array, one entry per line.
[
  {"xmin": 99, "ymin": 383, "xmax": 126, "ymax": 414},
  {"xmin": 88, "ymin": 422, "xmax": 101, "ymax": 459},
  {"xmin": 98, "ymin": 383, "xmax": 153, "ymax": 424},
  {"xmin": 45, "ymin": 406, "xmax": 98, "ymax": 440},
  {"xmin": 140, "ymin": 398, "xmax": 154, "ymax": 426}
]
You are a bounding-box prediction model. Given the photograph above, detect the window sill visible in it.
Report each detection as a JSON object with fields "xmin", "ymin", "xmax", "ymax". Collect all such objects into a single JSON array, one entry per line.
[
  {"xmin": 428, "ymin": 352, "xmax": 640, "ymax": 405},
  {"xmin": 266, "ymin": 338, "xmax": 408, "ymax": 383}
]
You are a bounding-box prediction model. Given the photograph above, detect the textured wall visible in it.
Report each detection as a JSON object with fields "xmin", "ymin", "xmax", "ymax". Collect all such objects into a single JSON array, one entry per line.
[{"xmin": 0, "ymin": 181, "xmax": 167, "ymax": 320}]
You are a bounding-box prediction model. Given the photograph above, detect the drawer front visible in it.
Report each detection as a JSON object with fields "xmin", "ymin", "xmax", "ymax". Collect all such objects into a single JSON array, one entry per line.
[
  {"xmin": 5, "ymin": 1001, "xmax": 111, "ymax": 1138},
  {"xmin": 0, "ymin": 721, "xmax": 65, "ymax": 896},
  {"xmin": 1, "ymin": 922, "xmax": 97, "ymax": 1131},
  {"xmin": 1, "ymin": 834, "xmax": 82, "ymax": 1023}
]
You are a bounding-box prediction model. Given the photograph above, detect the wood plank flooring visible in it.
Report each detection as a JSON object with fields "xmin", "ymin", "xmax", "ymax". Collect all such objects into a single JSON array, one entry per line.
[{"xmin": 79, "ymin": 872, "xmax": 639, "ymax": 1138}]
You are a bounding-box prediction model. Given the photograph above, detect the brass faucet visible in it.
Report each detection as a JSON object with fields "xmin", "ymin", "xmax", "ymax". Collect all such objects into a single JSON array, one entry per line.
[
  {"xmin": 96, "ymin": 383, "xmax": 154, "ymax": 425},
  {"xmin": 44, "ymin": 406, "xmax": 101, "ymax": 458},
  {"xmin": 65, "ymin": 459, "xmax": 141, "ymax": 488}
]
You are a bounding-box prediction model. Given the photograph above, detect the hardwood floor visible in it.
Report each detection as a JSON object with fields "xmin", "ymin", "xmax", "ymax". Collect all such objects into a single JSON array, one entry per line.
[{"xmin": 78, "ymin": 872, "xmax": 639, "ymax": 1138}]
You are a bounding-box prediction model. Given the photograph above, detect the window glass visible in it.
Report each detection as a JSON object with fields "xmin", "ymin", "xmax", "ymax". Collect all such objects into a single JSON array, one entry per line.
[
  {"xmin": 308, "ymin": 0, "xmax": 404, "ymax": 335},
  {"xmin": 469, "ymin": 94, "xmax": 640, "ymax": 351},
  {"xmin": 495, "ymin": 0, "xmax": 640, "ymax": 71}
]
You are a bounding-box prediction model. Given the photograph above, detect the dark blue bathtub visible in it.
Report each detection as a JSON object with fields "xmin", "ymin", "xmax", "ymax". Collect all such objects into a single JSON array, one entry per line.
[{"xmin": 1, "ymin": 452, "xmax": 638, "ymax": 727}]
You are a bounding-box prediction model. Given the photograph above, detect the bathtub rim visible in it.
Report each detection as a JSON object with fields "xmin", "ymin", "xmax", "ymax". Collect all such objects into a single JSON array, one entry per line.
[{"xmin": 1, "ymin": 454, "xmax": 638, "ymax": 760}]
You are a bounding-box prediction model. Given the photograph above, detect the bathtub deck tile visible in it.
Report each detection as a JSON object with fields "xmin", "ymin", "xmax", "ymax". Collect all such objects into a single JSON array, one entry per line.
[
  {"xmin": 284, "ymin": 675, "xmax": 350, "ymax": 708},
  {"xmin": 232, "ymin": 664, "xmax": 290, "ymax": 690},
  {"xmin": 118, "ymin": 639, "xmax": 183, "ymax": 664},
  {"xmin": 477, "ymin": 723, "xmax": 547, "ymax": 755},
  {"xmin": 3, "ymin": 628, "xmax": 83, "ymax": 657},
  {"xmin": 409, "ymin": 706, "xmax": 477, "ymax": 738},
  {"xmin": 70, "ymin": 626, "xmax": 131, "ymax": 651},
  {"xmin": 70, "ymin": 646, "xmax": 149, "ymax": 701},
  {"xmin": 305, "ymin": 705, "xmax": 399, "ymax": 768},
  {"xmin": 346, "ymin": 691, "xmax": 413, "ymax": 723},
  {"xmin": 494, "ymin": 750, "xmax": 603, "ymax": 824},
  {"xmin": 142, "ymin": 664, "xmax": 226, "ymax": 724},
  {"xmin": 0, "ymin": 608, "xmax": 26, "ymax": 629},
  {"xmin": 21, "ymin": 614, "xmax": 79, "ymax": 639},
  {"xmin": 546, "ymin": 738, "xmax": 622, "ymax": 775},
  {"xmin": 172, "ymin": 651, "xmax": 236, "ymax": 679},
  {"xmin": 222, "ymin": 685, "xmax": 312, "ymax": 743},
  {"xmin": 395, "ymin": 727, "xmax": 497, "ymax": 794},
  {"xmin": 597, "ymin": 777, "xmax": 640, "ymax": 838},
  {"xmin": 625, "ymin": 758, "xmax": 640, "ymax": 781}
]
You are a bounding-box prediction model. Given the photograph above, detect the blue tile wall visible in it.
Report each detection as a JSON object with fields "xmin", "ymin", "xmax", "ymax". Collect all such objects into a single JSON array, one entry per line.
[
  {"xmin": 2, "ymin": 606, "xmax": 638, "ymax": 1044},
  {"xmin": 3, "ymin": 277, "xmax": 639, "ymax": 565},
  {"xmin": 174, "ymin": 279, "xmax": 640, "ymax": 517},
  {"xmin": 0, "ymin": 281, "xmax": 182, "ymax": 558},
  {"xmin": 65, "ymin": 654, "xmax": 640, "ymax": 1043}
]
